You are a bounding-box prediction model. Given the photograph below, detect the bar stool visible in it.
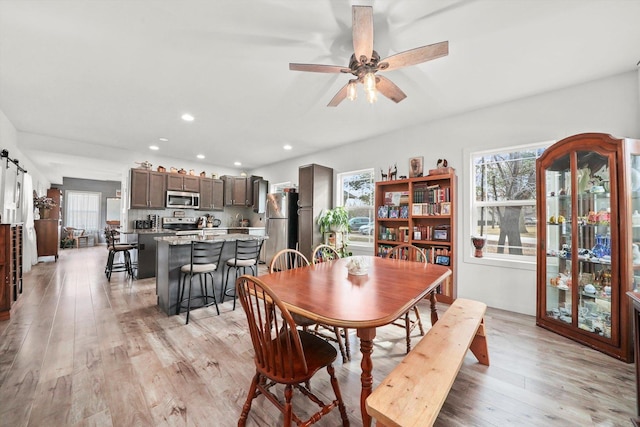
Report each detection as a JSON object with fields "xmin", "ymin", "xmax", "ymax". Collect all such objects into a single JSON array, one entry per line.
[
  {"xmin": 177, "ymin": 240, "xmax": 225, "ymax": 324},
  {"xmin": 220, "ymin": 239, "xmax": 264, "ymax": 310},
  {"xmin": 105, "ymin": 229, "xmax": 136, "ymax": 281}
]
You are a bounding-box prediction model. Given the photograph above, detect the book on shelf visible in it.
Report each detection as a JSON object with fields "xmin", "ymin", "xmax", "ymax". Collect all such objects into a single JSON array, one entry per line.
[
  {"xmin": 378, "ymin": 225, "xmax": 407, "ymax": 242},
  {"xmin": 413, "ymin": 184, "xmax": 450, "ymax": 204},
  {"xmin": 377, "ymin": 205, "xmax": 389, "ymax": 218},
  {"xmin": 389, "ymin": 206, "xmax": 399, "ymax": 218},
  {"xmin": 412, "ymin": 224, "xmax": 433, "ymax": 241},
  {"xmin": 384, "ymin": 191, "xmax": 409, "ymax": 206},
  {"xmin": 398, "ymin": 226, "xmax": 410, "ymax": 242},
  {"xmin": 377, "ymin": 244, "xmax": 394, "ymax": 258},
  {"xmin": 399, "ymin": 205, "xmax": 409, "ymax": 219}
]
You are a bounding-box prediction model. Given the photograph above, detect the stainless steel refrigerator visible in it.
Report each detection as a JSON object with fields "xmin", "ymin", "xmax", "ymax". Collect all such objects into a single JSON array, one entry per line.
[{"xmin": 264, "ymin": 192, "xmax": 299, "ymax": 266}]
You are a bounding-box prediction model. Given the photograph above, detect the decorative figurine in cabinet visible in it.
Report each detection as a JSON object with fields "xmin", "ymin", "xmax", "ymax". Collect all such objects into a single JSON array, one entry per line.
[{"xmin": 536, "ymin": 133, "xmax": 640, "ymax": 362}]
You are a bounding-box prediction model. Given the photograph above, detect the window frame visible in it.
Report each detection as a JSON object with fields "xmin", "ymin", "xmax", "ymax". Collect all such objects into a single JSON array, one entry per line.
[
  {"xmin": 336, "ymin": 168, "xmax": 375, "ymax": 248},
  {"xmin": 464, "ymin": 141, "xmax": 554, "ymax": 270}
]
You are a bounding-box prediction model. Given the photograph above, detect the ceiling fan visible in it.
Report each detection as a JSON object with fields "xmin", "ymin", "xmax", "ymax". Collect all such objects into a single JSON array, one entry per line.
[{"xmin": 289, "ymin": 5, "xmax": 449, "ymax": 107}]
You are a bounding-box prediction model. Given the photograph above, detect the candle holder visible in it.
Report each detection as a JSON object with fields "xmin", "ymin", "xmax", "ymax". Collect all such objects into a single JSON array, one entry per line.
[{"xmin": 471, "ymin": 236, "xmax": 487, "ymax": 258}]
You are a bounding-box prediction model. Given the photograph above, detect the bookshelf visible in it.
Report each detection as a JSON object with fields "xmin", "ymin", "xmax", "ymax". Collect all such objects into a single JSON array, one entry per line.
[{"xmin": 375, "ymin": 171, "xmax": 456, "ymax": 304}]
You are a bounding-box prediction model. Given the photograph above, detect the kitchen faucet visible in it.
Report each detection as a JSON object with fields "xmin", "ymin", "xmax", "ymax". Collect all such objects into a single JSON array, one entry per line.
[{"xmin": 236, "ymin": 213, "xmax": 243, "ymax": 227}]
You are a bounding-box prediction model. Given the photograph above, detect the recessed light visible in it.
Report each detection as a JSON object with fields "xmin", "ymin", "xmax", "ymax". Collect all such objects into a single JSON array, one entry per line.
[
  {"xmin": 283, "ymin": 144, "xmax": 292, "ymax": 150},
  {"xmin": 158, "ymin": 137, "xmax": 168, "ymax": 142},
  {"xmin": 181, "ymin": 113, "xmax": 194, "ymax": 122},
  {"xmin": 234, "ymin": 161, "xmax": 242, "ymax": 166},
  {"xmin": 197, "ymin": 154, "xmax": 205, "ymax": 159},
  {"xmin": 149, "ymin": 145, "xmax": 159, "ymax": 150}
]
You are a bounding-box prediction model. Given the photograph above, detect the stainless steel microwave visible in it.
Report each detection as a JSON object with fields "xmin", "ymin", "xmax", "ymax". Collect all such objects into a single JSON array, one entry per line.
[{"xmin": 166, "ymin": 191, "xmax": 200, "ymax": 209}]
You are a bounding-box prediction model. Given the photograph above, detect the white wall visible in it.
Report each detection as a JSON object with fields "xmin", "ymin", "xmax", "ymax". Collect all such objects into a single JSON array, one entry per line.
[
  {"xmin": 252, "ymin": 71, "xmax": 640, "ymax": 315},
  {"xmin": 0, "ymin": 110, "xmax": 51, "ymax": 214}
]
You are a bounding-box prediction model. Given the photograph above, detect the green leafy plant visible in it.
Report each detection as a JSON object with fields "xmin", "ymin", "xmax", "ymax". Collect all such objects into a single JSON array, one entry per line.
[
  {"xmin": 338, "ymin": 240, "xmax": 352, "ymax": 258},
  {"xmin": 317, "ymin": 207, "xmax": 349, "ymax": 233},
  {"xmin": 34, "ymin": 195, "xmax": 56, "ymax": 209}
]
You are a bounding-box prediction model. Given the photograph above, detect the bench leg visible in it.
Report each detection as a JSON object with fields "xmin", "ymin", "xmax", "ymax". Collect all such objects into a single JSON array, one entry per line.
[{"xmin": 469, "ymin": 319, "xmax": 490, "ymax": 366}]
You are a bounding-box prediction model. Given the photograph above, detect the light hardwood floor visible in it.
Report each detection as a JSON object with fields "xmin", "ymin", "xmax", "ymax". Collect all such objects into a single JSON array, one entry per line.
[{"xmin": 0, "ymin": 246, "xmax": 636, "ymax": 426}]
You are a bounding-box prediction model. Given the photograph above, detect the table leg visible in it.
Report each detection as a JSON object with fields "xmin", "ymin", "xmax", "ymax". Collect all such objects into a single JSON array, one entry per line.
[
  {"xmin": 357, "ymin": 327, "xmax": 376, "ymax": 427},
  {"xmin": 430, "ymin": 291, "xmax": 439, "ymax": 325}
]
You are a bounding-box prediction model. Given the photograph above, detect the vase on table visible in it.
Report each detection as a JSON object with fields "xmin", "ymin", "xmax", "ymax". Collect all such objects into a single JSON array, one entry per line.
[
  {"xmin": 471, "ymin": 236, "xmax": 487, "ymax": 258},
  {"xmin": 39, "ymin": 208, "xmax": 51, "ymax": 219}
]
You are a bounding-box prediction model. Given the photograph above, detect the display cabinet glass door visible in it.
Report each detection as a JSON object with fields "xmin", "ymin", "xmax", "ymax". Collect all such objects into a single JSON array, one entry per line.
[
  {"xmin": 575, "ymin": 151, "xmax": 612, "ymax": 339},
  {"xmin": 632, "ymin": 154, "xmax": 640, "ymax": 290},
  {"xmin": 544, "ymin": 154, "xmax": 572, "ymax": 323}
]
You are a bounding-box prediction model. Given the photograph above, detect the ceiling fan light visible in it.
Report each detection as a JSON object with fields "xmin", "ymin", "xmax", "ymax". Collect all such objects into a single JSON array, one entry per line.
[
  {"xmin": 366, "ymin": 88, "xmax": 377, "ymax": 104},
  {"xmin": 363, "ymin": 72, "xmax": 376, "ymax": 92},
  {"xmin": 347, "ymin": 81, "xmax": 357, "ymax": 101}
]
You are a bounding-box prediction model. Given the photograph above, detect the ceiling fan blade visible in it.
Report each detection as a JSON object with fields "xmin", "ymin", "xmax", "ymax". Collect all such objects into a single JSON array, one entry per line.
[
  {"xmin": 352, "ymin": 6, "xmax": 374, "ymax": 63},
  {"xmin": 289, "ymin": 63, "xmax": 348, "ymax": 73},
  {"xmin": 380, "ymin": 41, "xmax": 449, "ymax": 71},
  {"xmin": 376, "ymin": 75, "xmax": 407, "ymax": 103},
  {"xmin": 327, "ymin": 83, "xmax": 349, "ymax": 107}
]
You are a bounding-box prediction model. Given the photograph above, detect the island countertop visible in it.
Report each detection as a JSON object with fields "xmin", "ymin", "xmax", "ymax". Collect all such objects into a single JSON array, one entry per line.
[{"xmin": 155, "ymin": 233, "xmax": 266, "ymax": 245}]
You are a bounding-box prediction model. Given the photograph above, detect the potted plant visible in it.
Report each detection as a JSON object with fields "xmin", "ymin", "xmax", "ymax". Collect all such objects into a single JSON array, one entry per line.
[
  {"xmin": 34, "ymin": 194, "xmax": 57, "ymax": 219},
  {"xmin": 317, "ymin": 207, "xmax": 349, "ymax": 233}
]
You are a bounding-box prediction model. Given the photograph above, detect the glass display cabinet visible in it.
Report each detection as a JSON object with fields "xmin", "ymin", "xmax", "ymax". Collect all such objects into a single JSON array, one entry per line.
[{"xmin": 536, "ymin": 133, "xmax": 640, "ymax": 362}]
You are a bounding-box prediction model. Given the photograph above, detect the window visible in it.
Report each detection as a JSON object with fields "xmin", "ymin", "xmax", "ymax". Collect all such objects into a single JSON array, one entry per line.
[
  {"xmin": 471, "ymin": 142, "xmax": 551, "ymax": 263},
  {"xmin": 66, "ymin": 191, "xmax": 101, "ymax": 234},
  {"xmin": 337, "ymin": 169, "xmax": 375, "ymax": 246},
  {"xmin": 271, "ymin": 181, "xmax": 293, "ymax": 193}
]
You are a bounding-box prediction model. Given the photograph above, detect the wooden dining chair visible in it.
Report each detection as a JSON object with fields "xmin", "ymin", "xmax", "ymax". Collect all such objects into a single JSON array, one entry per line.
[
  {"xmin": 310, "ymin": 244, "xmax": 351, "ymax": 362},
  {"xmin": 235, "ymin": 275, "xmax": 349, "ymax": 427},
  {"xmin": 269, "ymin": 249, "xmax": 350, "ymax": 363},
  {"xmin": 311, "ymin": 244, "xmax": 340, "ymax": 264},
  {"xmin": 386, "ymin": 244, "xmax": 428, "ymax": 353},
  {"xmin": 270, "ymin": 248, "xmax": 310, "ymax": 272}
]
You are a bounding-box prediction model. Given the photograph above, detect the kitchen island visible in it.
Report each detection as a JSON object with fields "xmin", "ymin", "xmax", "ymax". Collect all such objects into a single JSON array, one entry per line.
[
  {"xmin": 122, "ymin": 227, "xmax": 266, "ymax": 279},
  {"xmin": 120, "ymin": 229, "xmax": 175, "ymax": 279},
  {"xmin": 155, "ymin": 233, "xmax": 266, "ymax": 316}
]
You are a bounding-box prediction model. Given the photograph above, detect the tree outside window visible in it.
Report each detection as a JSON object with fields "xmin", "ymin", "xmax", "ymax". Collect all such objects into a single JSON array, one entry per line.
[{"xmin": 472, "ymin": 143, "xmax": 550, "ymax": 260}]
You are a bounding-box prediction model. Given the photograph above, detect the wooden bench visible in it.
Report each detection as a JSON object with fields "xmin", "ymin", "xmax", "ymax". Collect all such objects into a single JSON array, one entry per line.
[{"xmin": 365, "ymin": 298, "xmax": 490, "ymax": 427}]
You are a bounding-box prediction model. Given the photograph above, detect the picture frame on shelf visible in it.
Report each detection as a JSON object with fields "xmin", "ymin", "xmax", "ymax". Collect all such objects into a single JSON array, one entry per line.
[
  {"xmin": 433, "ymin": 226, "xmax": 450, "ymax": 241},
  {"xmin": 377, "ymin": 205, "xmax": 389, "ymax": 218},
  {"xmin": 412, "ymin": 204, "xmax": 422, "ymax": 216},
  {"xmin": 441, "ymin": 202, "xmax": 451, "ymax": 215},
  {"xmin": 435, "ymin": 255, "xmax": 451, "ymax": 266},
  {"xmin": 409, "ymin": 156, "xmax": 424, "ymax": 178}
]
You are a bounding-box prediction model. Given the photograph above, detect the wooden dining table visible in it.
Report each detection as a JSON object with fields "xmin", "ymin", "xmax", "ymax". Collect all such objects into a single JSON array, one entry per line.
[{"xmin": 257, "ymin": 255, "xmax": 452, "ymax": 426}]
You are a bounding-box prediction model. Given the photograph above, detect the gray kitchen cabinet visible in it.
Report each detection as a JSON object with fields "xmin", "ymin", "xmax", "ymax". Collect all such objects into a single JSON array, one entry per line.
[
  {"xmin": 199, "ymin": 178, "xmax": 224, "ymax": 211},
  {"xmin": 213, "ymin": 179, "xmax": 224, "ymax": 210},
  {"xmin": 167, "ymin": 174, "xmax": 200, "ymax": 192},
  {"xmin": 222, "ymin": 176, "xmax": 248, "ymax": 206},
  {"xmin": 222, "ymin": 175, "xmax": 263, "ymax": 207},
  {"xmin": 297, "ymin": 164, "xmax": 333, "ymax": 260},
  {"xmin": 130, "ymin": 169, "xmax": 166, "ymax": 209}
]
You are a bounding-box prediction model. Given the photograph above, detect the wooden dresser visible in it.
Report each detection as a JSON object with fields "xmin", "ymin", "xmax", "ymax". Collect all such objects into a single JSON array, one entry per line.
[{"xmin": 35, "ymin": 219, "xmax": 59, "ymax": 261}]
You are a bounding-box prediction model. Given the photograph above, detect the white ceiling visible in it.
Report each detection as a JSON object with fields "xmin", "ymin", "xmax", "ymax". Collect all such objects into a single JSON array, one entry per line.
[{"xmin": 1, "ymin": 0, "xmax": 639, "ymax": 184}]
